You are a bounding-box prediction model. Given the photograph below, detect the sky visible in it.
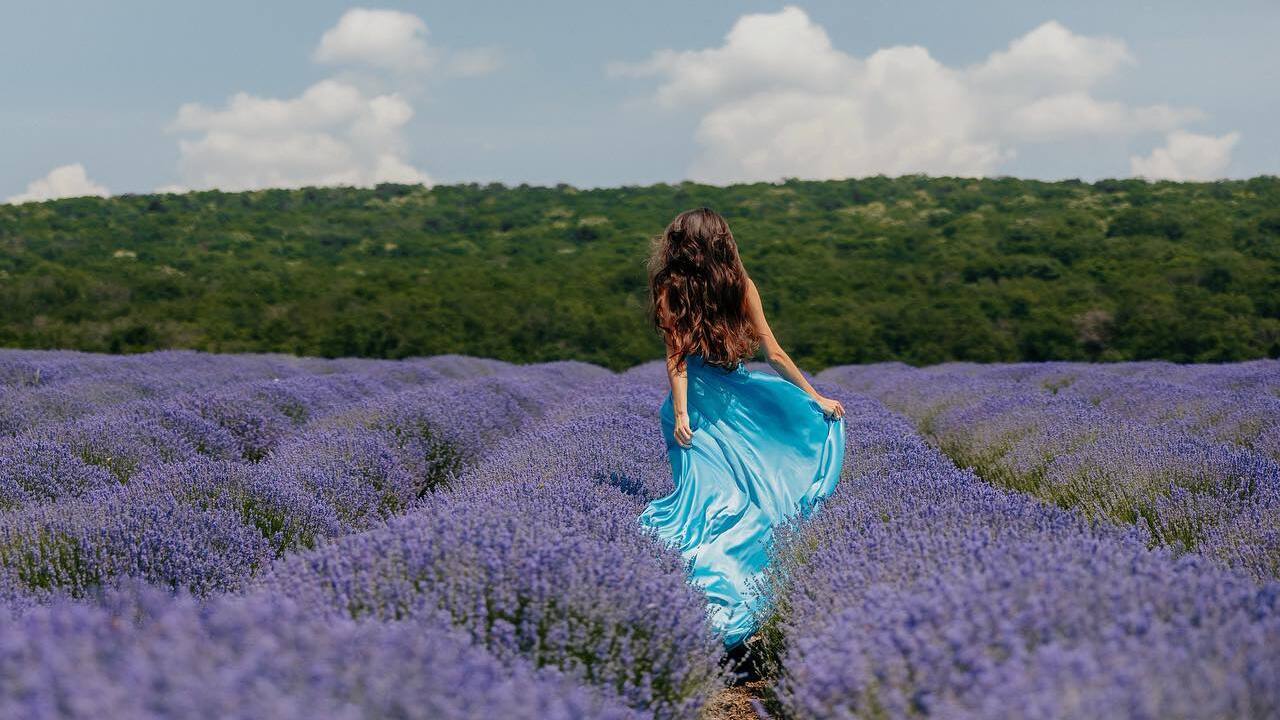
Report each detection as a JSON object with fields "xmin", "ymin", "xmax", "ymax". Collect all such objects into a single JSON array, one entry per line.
[{"xmin": 3, "ymin": 1, "xmax": 1277, "ymax": 202}]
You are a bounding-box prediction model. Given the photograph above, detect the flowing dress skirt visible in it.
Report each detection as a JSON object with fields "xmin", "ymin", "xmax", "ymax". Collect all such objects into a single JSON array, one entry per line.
[{"xmin": 638, "ymin": 353, "xmax": 845, "ymax": 648}]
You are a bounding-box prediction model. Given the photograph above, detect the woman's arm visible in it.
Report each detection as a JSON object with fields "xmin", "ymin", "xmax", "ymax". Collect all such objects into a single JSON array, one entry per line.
[
  {"xmin": 664, "ymin": 341, "xmax": 695, "ymax": 448},
  {"xmin": 744, "ymin": 276, "xmax": 845, "ymax": 418}
]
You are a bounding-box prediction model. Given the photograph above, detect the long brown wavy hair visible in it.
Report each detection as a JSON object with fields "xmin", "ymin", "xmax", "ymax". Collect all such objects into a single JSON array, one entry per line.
[{"xmin": 647, "ymin": 207, "xmax": 760, "ymax": 372}]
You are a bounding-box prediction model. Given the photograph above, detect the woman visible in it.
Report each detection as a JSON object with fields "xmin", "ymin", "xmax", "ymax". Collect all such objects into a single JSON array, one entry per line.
[{"xmin": 638, "ymin": 207, "xmax": 846, "ymax": 651}]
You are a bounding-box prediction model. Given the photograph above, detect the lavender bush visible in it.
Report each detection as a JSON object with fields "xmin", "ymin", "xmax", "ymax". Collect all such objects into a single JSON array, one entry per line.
[
  {"xmin": 261, "ymin": 446, "xmax": 726, "ymax": 718},
  {"xmin": 761, "ymin": 391, "xmax": 1280, "ymax": 719},
  {"xmin": 260, "ymin": 366, "xmax": 725, "ymax": 715},
  {"xmin": 0, "ymin": 439, "xmax": 117, "ymax": 509},
  {"xmin": 0, "ymin": 490, "xmax": 273, "ymax": 597},
  {"xmin": 127, "ymin": 457, "xmax": 346, "ymax": 554},
  {"xmin": 0, "ymin": 582, "xmax": 640, "ymax": 720},
  {"xmin": 820, "ymin": 361, "xmax": 1280, "ymax": 580},
  {"xmin": 0, "ymin": 354, "xmax": 593, "ymax": 599}
]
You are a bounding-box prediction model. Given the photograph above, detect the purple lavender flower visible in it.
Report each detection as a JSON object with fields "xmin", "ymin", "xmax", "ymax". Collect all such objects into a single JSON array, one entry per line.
[
  {"xmin": 0, "ymin": 490, "xmax": 273, "ymax": 597},
  {"xmin": 0, "ymin": 582, "xmax": 642, "ymax": 720},
  {"xmin": 819, "ymin": 361, "xmax": 1280, "ymax": 581},
  {"xmin": 0, "ymin": 438, "xmax": 117, "ymax": 509},
  {"xmin": 761, "ymin": 390, "xmax": 1280, "ymax": 719},
  {"xmin": 260, "ymin": 480, "xmax": 726, "ymax": 719},
  {"xmin": 128, "ymin": 457, "xmax": 345, "ymax": 554}
]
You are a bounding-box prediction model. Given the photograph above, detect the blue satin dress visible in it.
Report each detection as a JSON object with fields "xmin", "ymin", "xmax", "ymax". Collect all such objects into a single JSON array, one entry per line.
[{"xmin": 638, "ymin": 353, "xmax": 845, "ymax": 648}]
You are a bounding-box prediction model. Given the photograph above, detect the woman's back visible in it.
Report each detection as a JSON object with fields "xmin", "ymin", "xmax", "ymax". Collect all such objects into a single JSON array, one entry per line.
[{"xmin": 639, "ymin": 208, "xmax": 846, "ymax": 650}]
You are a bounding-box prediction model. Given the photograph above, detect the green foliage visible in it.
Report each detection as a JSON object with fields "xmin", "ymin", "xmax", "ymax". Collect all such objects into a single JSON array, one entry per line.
[{"xmin": 1, "ymin": 175, "xmax": 1278, "ymax": 370}]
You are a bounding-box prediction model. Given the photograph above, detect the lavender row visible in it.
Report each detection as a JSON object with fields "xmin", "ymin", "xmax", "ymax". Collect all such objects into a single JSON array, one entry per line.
[
  {"xmin": 761, "ymin": 390, "xmax": 1280, "ymax": 719},
  {"xmin": 2, "ymin": 356, "xmax": 719, "ymax": 717},
  {"xmin": 0, "ymin": 349, "xmax": 513, "ymax": 436},
  {"xmin": 819, "ymin": 362, "xmax": 1280, "ymax": 581},
  {"xmin": 869, "ymin": 360, "xmax": 1280, "ymax": 459},
  {"xmin": 1057, "ymin": 367, "xmax": 1279, "ymax": 460},
  {"xmin": 0, "ymin": 371, "xmax": 437, "ymax": 507},
  {"xmin": 0, "ymin": 348, "xmax": 514, "ymax": 392},
  {"xmin": 0, "ymin": 354, "xmax": 598, "ymax": 508},
  {"xmin": 0, "ymin": 581, "xmax": 638, "ymax": 720},
  {"xmin": 258, "ymin": 370, "xmax": 727, "ymax": 718},
  {"xmin": 2, "ymin": 356, "xmax": 451, "ymax": 451},
  {"xmin": 0, "ymin": 355, "xmax": 657, "ymax": 717},
  {"xmin": 0, "ymin": 364, "xmax": 602, "ymax": 607},
  {"xmin": 1061, "ymin": 358, "xmax": 1280, "ymax": 398},
  {"xmin": 0, "ymin": 349, "xmax": 309, "ymax": 393}
]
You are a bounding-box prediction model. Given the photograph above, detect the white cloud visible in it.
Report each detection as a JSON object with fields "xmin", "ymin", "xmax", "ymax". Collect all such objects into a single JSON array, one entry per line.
[
  {"xmin": 171, "ymin": 79, "xmax": 429, "ymax": 191},
  {"xmin": 609, "ymin": 6, "xmax": 857, "ymax": 108},
  {"xmin": 1002, "ymin": 93, "xmax": 1201, "ymax": 141},
  {"xmin": 314, "ymin": 8, "xmax": 432, "ymax": 73},
  {"xmin": 967, "ymin": 20, "xmax": 1132, "ymax": 93},
  {"xmin": 689, "ymin": 46, "xmax": 1010, "ymax": 180},
  {"xmin": 1130, "ymin": 130, "xmax": 1240, "ymax": 180},
  {"xmin": 615, "ymin": 7, "xmax": 1229, "ymax": 183},
  {"xmin": 165, "ymin": 8, "xmax": 479, "ymax": 192},
  {"xmin": 6, "ymin": 163, "xmax": 109, "ymax": 204}
]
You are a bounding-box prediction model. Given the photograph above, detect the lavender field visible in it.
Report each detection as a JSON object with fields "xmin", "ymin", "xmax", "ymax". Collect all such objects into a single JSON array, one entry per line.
[{"xmin": 0, "ymin": 349, "xmax": 1277, "ymax": 719}]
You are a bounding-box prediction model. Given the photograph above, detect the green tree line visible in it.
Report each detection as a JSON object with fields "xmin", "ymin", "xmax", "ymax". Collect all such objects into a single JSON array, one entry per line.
[{"xmin": 1, "ymin": 175, "xmax": 1278, "ymax": 371}]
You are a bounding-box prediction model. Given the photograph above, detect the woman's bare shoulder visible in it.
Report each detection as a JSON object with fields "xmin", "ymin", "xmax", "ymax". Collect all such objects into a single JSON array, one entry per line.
[{"xmin": 743, "ymin": 275, "xmax": 767, "ymax": 322}]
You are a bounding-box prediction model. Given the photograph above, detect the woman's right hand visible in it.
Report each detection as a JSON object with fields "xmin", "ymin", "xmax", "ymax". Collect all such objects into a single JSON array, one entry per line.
[
  {"xmin": 815, "ymin": 395, "xmax": 845, "ymax": 420},
  {"xmin": 673, "ymin": 410, "xmax": 694, "ymax": 448}
]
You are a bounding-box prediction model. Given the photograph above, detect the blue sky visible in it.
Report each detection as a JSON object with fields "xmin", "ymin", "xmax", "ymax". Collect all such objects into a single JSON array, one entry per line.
[{"xmin": 3, "ymin": 1, "xmax": 1277, "ymax": 201}]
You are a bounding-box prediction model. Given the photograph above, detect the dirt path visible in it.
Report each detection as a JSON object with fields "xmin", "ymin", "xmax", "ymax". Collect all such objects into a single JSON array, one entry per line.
[{"xmin": 700, "ymin": 680, "xmax": 772, "ymax": 720}]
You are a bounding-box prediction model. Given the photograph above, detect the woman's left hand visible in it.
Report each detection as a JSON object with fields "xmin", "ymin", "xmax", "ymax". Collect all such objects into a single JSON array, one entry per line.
[
  {"xmin": 673, "ymin": 410, "xmax": 695, "ymax": 448},
  {"xmin": 815, "ymin": 395, "xmax": 845, "ymax": 420}
]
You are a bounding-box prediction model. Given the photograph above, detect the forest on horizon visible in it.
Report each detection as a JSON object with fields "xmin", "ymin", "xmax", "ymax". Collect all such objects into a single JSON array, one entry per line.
[{"xmin": 2, "ymin": 174, "xmax": 1278, "ymax": 371}]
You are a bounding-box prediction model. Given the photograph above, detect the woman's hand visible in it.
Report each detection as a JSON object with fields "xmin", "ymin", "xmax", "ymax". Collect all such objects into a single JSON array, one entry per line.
[
  {"xmin": 673, "ymin": 410, "xmax": 694, "ymax": 448},
  {"xmin": 815, "ymin": 395, "xmax": 845, "ymax": 420}
]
